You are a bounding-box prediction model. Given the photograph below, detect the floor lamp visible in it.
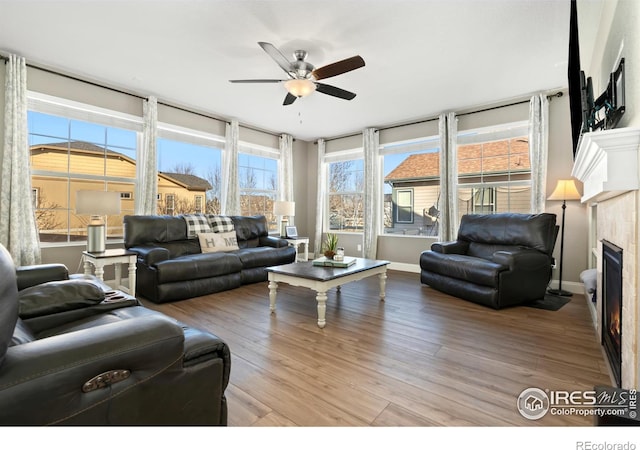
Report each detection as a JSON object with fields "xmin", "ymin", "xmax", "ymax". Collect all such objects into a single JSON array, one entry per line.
[{"xmin": 547, "ymin": 179, "xmax": 582, "ymax": 297}]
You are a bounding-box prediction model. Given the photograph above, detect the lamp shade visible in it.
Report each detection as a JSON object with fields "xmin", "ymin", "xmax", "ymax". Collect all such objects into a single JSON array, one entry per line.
[
  {"xmin": 76, "ymin": 190, "xmax": 122, "ymax": 215},
  {"xmin": 547, "ymin": 179, "xmax": 581, "ymax": 201},
  {"xmin": 284, "ymin": 79, "xmax": 316, "ymax": 97},
  {"xmin": 273, "ymin": 201, "xmax": 295, "ymax": 216}
]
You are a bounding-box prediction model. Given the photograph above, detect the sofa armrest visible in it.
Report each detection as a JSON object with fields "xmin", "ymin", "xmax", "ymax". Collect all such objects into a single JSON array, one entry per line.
[
  {"xmin": 16, "ymin": 264, "xmax": 69, "ymax": 291},
  {"xmin": 128, "ymin": 246, "xmax": 170, "ymax": 266},
  {"xmin": 431, "ymin": 240, "xmax": 469, "ymax": 255},
  {"xmin": 492, "ymin": 249, "xmax": 551, "ymax": 271},
  {"xmin": 0, "ymin": 315, "xmax": 185, "ymax": 425},
  {"xmin": 259, "ymin": 236, "xmax": 289, "ymax": 248}
]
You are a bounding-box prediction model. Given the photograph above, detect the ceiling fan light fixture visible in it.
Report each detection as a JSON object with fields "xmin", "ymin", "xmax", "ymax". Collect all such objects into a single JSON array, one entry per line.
[{"xmin": 284, "ymin": 78, "xmax": 316, "ymax": 97}]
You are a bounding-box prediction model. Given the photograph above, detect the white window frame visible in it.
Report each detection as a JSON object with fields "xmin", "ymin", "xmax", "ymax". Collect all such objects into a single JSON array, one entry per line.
[
  {"xmin": 395, "ymin": 189, "xmax": 414, "ymax": 223},
  {"xmin": 380, "ymin": 135, "xmax": 440, "ymax": 236},
  {"xmin": 194, "ymin": 195, "xmax": 204, "ymax": 213},
  {"xmin": 157, "ymin": 122, "xmax": 225, "ymax": 216},
  {"xmin": 325, "ymin": 148, "xmax": 365, "ymax": 233},
  {"xmin": 31, "ymin": 187, "xmax": 39, "ymax": 209},
  {"xmin": 27, "ymin": 92, "xmax": 142, "ymax": 247},
  {"xmin": 238, "ymin": 142, "xmax": 280, "ymax": 225},
  {"xmin": 457, "ymin": 120, "xmax": 531, "ymax": 216},
  {"xmin": 165, "ymin": 193, "xmax": 176, "ymax": 216}
]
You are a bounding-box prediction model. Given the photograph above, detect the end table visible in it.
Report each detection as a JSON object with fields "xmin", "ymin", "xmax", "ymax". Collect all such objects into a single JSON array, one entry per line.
[
  {"xmin": 83, "ymin": 249, "xmax": 137, "ymax": 297},
  {"xmin": 285, "ymin": 237, "xmax": 309, "ymax": 262}
]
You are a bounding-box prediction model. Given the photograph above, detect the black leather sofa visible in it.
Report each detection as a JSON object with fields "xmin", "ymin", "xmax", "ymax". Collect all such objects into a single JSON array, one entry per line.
[
  {"xmin": 0, "ymin": 244, "xmax": 230, "ymax": 425},
  {"xmin": 124, "ymin": 214, "xmax": 296, "ymax": 303},
  {"xmin": 420, "ymin": 213, "xmax": 557, "ymax": 309}
]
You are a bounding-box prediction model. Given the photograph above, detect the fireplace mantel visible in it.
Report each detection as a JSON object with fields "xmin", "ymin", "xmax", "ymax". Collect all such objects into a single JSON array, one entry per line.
[{"xmin": 572, "ymin": 127, "xmax": 640, "ymax": 203}]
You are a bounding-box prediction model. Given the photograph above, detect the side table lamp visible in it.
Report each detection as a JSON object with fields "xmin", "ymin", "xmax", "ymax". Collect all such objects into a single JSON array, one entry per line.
[
  {"xmin": 76, "ymin": 190, "xmax": 121, "ymax": 253},
  {"xmin": 273, "ymin": 201, "xmax": 295, "ymax": 238}
]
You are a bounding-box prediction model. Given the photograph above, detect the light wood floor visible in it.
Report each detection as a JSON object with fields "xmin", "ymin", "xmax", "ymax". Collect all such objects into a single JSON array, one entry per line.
[{"xmin": 144, "ymin": 270, "xmax": 612, "ymax": 426}]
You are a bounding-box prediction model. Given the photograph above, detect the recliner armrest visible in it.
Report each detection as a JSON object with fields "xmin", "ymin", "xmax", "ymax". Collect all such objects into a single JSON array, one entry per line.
[
  {"xmin": 259, "ymin": 236, "xmax": 289, "ymax": 248},
  {"xmin": 128, "ymin": 246, "xmax": 170, "ymax": 266},
  {"xmin": 492, "ymin": 249, "xmax": 551, "ymax": 271},
  {"xmin": 182, "ymin": 326, "xmax": 231, "ymax": 390},
  {"xmin": 0, "ymin": 315, "xmax": 185, "ymax": 425},
  {"xmin": 16, "ymin": 264, "xmax": 69, "ymax": 291},
  {"xmin": 431, "ymin": 240, "xmax": 469, "ymax": 254}
]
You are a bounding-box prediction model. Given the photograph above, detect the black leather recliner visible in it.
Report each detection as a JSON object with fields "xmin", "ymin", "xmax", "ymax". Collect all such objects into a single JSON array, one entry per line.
[
  {"xmin": 0, "ymin": 244, "xmax": 231, "ymax": 425},
  {"xmin": 420, "ymin": 213, "xmax": 558, "ymax": 309}
]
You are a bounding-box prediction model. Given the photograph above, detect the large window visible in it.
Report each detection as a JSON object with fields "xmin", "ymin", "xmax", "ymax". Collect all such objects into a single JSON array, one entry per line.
[
  {"xmin": 457, "ymin": 121, "xmax": 531, "ymax": 220},
  {"xmin": 28, "ymin": 105, "xmax": 139, "ymax": 243},
  {"xmin": 157, "ymin": 132, "xmax": 223, "ymax": 216},
  {"xmin": 328, "ymin": 157, "xmax": 364, "ymax": 232},
  {"xmin": 238, "ymin": 151, "xmax": 278, "ymax": 231},
  {"xmin": 382, "ymin": 137, "xmax": 440, "ymax": 236}
]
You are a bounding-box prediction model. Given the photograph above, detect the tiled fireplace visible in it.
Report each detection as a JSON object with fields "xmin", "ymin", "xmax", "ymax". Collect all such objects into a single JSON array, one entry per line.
[{"xmin": 572, "ymin": 127, "xmax": 640, "ymax": 389}]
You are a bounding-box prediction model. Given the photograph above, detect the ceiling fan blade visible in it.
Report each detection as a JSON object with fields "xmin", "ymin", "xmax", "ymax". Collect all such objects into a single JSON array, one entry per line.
[
  {"xmin": 283, "ymin": 93, "xmax": 297, "ymax": 106},
  {"xmin": 312, "ymin": 55, "xmax": 365, "ymax": 81},
  {"xmin": 315, "ymin": 83, "xmax": 357, "ymax": 100},
  {"xmin": 229, "ymin": 79, "xmax": 284, "ymax": 83},
  {"xmin": 258, "ymin": 42, "xmax": 293, "ymax": 76}
]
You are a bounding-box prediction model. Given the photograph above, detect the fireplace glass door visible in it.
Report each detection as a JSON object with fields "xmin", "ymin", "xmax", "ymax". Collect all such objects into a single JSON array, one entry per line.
[{"xmin": 602, "ymin": 240, "xmax": 622, "ymax": 387}]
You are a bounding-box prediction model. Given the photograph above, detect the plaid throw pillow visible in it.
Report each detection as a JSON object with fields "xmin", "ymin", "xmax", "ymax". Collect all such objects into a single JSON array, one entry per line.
[
  {"xmin": 207, "ymin": 215, "xmax": 235, "ymax": 233},
  {"xmin": 183, "ymin": 214, "xmax": 212, "ymax": 238}
]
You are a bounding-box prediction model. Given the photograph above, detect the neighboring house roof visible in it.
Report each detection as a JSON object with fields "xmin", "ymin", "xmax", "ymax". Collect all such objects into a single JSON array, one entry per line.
[
  {"xmin": 31, "ymin": 141, "xmax": 211, "ymax": 191},
  {"xmin": 385, "ymin": 139, "xmax": 531, "ymax": 183},
  {"xmin": 160, "ymin": 172, "xmax": 212, "ymax": 191}
]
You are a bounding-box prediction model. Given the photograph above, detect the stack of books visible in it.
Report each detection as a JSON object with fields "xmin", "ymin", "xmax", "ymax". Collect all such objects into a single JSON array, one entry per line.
[{"xmin": 312, "ymin": 256, "xmax": 356, "ymax": 268}]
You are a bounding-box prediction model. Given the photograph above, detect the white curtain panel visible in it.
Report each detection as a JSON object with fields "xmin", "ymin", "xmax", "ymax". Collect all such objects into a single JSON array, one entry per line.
[
  {"xmin": 314, "ymin": 138, "xmax": 326, "ymax": 257},
  {"xmin": 222, "ymin": 120, "xmax": 240, "ymax": 215},
  {"xmin": 438, "ymin": 112, "xmax": 459, "ymax": 242},
  {"xmin": 135, "ymin": 96, "xmax": 158, "ymax": 215},
  {"xmin": 0, "ymin": 54, "xmax": 41, "ymax": 265},
  {"xmin": 529, "ymin": 93, "xmax": 549, "ymax": 214},
  {"xmin": 279, "ymin": 133, "xmax": 294, "ymax": 204},
  {"xmin": 363, "ymin": 128, "xmax": 380, "ymax": 259}
]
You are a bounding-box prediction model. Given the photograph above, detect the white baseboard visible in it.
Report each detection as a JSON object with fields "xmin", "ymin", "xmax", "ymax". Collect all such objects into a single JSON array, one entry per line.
[{"xmin": 547, "ymin": 280, "xmax": 583, "ymax": 294}]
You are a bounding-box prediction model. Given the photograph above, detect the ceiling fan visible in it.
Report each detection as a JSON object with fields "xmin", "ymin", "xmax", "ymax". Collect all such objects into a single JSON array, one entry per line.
[{"xmin": 230, "ymin": 42, "xmax": 365, "ymax": 106}]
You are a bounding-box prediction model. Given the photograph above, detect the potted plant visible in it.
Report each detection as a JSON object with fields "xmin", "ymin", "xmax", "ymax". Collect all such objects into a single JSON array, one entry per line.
[{"xmin": 323, "ymin": 233, "xmax": 338, "ymax": 259}]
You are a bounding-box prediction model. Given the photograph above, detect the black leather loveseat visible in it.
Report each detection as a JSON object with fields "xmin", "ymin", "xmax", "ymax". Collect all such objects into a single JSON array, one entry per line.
[
  {"xmin": 124, "ymin": 214, "xmax": 296, "ymax": 303},
  {"xmin": 0, "ymin": 244, "xmax": 230, "ymax": 425},
  {"xmin": 420, "ymin": 213, "xmax": 557, "ymax": 309}
]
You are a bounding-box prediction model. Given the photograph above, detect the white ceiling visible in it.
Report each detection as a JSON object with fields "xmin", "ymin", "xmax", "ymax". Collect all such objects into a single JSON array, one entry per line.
[{"xmin": 0, "ymin": 0, "xmax": 571, "ymax": 141}]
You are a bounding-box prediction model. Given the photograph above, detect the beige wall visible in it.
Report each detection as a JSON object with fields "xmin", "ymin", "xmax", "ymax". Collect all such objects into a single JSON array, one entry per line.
[
  {"xmin": 580, "ymin": 0, "xmax": 639, "ymax": 129},
  {"xmin": 28, "ymin": 66, "xmax": 143, "ymax": 116},
  {"xmin": 546, "ymin": 93, "xmax": 588, "ymax": 287},
  {"xmin": 291, "ymin": 139, "xmax": 309, "ymax": 240}
]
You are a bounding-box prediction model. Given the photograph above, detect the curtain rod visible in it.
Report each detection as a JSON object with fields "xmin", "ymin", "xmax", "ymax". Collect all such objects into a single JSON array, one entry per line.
[
  {"xmin": 318, "ymin": 91, "xmax": 563, "ymax": 144},
  {"xmin": 2, "ymin": 54, "xmax": 282, "ymax": 138}
]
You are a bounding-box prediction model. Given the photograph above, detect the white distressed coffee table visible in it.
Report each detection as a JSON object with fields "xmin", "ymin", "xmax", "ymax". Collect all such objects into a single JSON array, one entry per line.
[{"xmin": 265, "ymin": 258, "xmax": 390, "ymax": 328}]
